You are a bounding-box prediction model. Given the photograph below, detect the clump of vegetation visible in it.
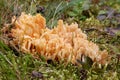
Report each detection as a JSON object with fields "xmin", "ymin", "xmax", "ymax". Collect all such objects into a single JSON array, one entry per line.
[{"xmin": 0, "ymin": 0, "xmax": 120, "ymax": 80}]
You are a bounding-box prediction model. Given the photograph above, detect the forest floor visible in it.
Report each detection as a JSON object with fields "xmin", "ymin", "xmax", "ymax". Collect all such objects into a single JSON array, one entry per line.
[{"xmin": 0, "ymin": 0, "xmax": 120, "ymax": 80}]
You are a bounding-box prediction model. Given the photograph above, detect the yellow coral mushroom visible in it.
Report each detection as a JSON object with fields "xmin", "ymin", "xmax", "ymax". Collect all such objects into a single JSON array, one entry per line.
[{"xmin": 11, "ymin": 13, "xmax": 108, "ymax": 64}]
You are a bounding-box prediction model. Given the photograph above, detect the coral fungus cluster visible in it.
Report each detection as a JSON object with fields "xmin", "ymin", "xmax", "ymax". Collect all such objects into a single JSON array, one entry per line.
[{"xmin": 11, "ymin": 13, "xmax": 108, "ymax": 64}]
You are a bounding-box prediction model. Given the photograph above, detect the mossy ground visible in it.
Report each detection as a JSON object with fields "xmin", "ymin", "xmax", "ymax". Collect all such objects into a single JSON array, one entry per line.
[{"xmin": 0, "ymin": 0, "xmax": 120, "ymax": 80}]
